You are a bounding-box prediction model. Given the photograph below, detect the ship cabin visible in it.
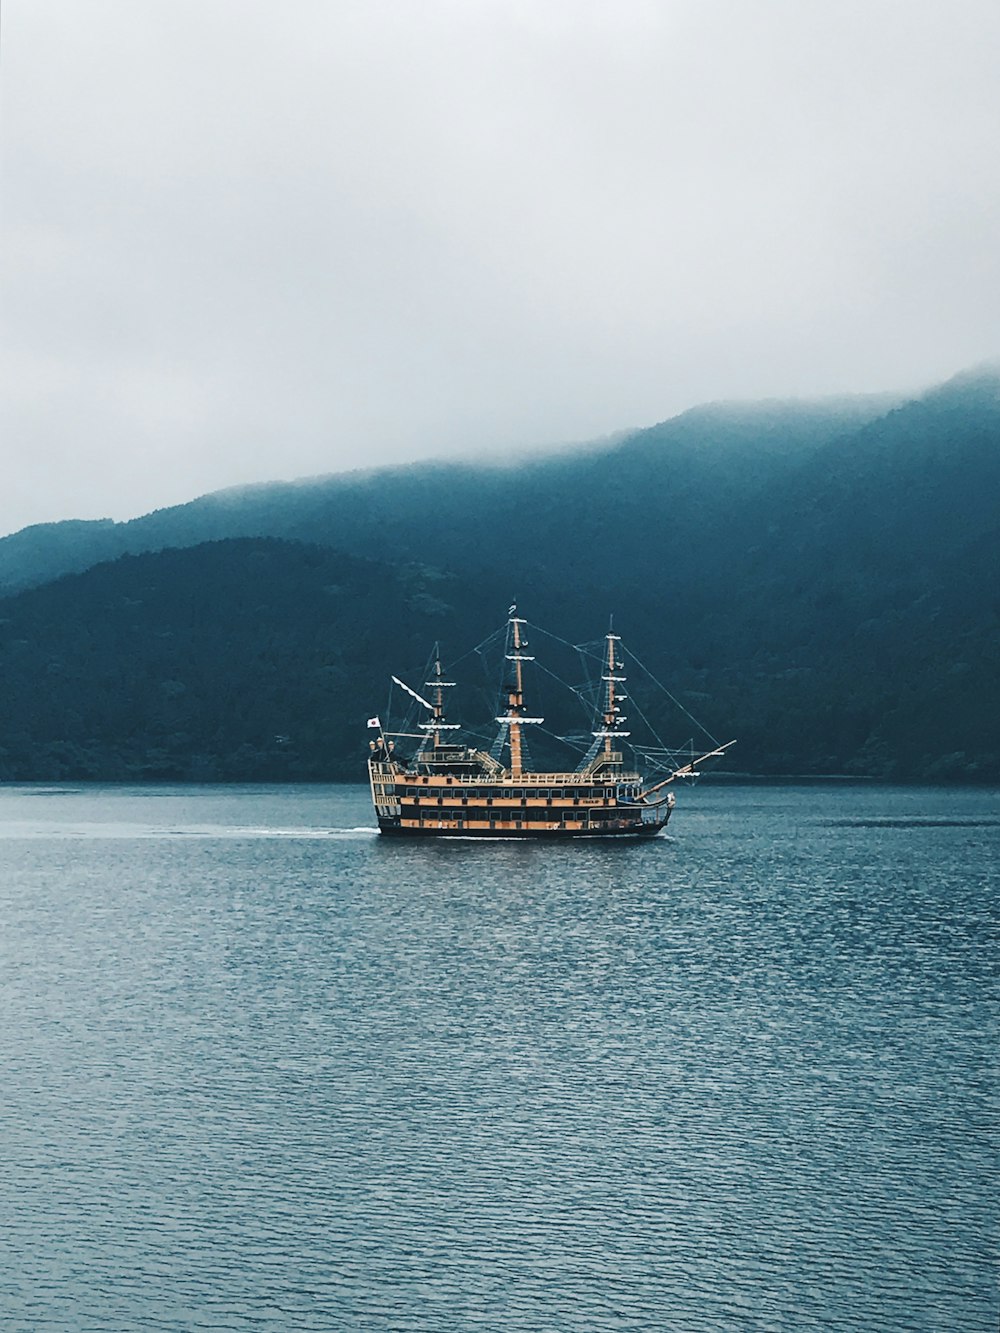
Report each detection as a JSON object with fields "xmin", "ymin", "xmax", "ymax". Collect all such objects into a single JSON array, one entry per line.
[{"xmin": 369, "ymin": 740, "xmax": 671, "ymax": 837}]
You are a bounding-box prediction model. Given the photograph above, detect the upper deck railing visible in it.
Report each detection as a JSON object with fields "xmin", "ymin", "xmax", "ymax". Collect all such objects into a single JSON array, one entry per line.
[{"xmin": 369, "ymin": 759, "xmax": 642, "ymax": 786}]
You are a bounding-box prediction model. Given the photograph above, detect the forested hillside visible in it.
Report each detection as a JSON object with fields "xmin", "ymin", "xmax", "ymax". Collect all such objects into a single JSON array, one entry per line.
[
  {"xmin": 0, "ymin": 543, "xmax": 483, "ymax": 781},
  {"xmin": 0, "ymin": 368, "xmax": 996, "ymax": 782},
  {"xmin": 0, "ymin": 393, "xmax": 897, "ymax": 594},
  {"xmin": 0, "ymin": 526, "xmax": 995, "ymax": 782}
]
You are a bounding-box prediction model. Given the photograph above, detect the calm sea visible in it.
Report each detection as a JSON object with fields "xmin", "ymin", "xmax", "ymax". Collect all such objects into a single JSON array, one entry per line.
[{"xmin": 0, "ymin": 783, "xmax": 996, "ymax": 1331}]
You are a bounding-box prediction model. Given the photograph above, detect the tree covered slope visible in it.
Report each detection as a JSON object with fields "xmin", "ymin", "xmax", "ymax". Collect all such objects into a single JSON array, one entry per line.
[{"xmin": 0, "ymin": 369, "xmax": 996, "ymax": 781}]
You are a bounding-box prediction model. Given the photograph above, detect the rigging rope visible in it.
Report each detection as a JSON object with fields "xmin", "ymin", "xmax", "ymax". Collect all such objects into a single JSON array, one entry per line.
[
  {"xmin": 621, "ymin": 645, "xmax": 722, "ymax": 747},
  {"xmin": 526, "ymin": 617, "xmax": 719, "ymax": 756},
  {"xmin": 380, "ymin": 617, "xmax": 721, "ymax": 771}
]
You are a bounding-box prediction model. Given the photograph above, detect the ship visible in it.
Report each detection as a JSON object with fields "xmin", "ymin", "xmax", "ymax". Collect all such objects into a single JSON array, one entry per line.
[{"xmin": 367, "ymin": 608, "xmax": 734, "ymax": 838}]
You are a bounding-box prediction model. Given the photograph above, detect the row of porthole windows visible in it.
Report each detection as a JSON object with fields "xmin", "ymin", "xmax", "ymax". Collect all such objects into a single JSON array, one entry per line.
[
  {"xmin": 403, "ymin": 806, "xmax": 634, "ymax": 821},
  {"xmin": 403, "ymin": 797, "xmax": 588, "ymax": 807},
  {"xmin": 400, "ymin": 787, "xmax": 637, "ymax": 801},
  {"xmin": 413, "ymin": 814, "xmax": 586, "ymax": 824}
]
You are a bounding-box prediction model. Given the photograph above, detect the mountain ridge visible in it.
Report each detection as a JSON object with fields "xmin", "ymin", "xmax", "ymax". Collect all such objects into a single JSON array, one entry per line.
[
  {"xmin": 0, "ymin": 366, "xmax": 996, "ymax": 783},
  {"xmin": 0, "ymin": 388, "xmax": 907, "ymax": 593}
]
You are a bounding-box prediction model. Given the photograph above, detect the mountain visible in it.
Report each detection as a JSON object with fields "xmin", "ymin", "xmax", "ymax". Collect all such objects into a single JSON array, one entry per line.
[
  {"xmin": 0, "ymin": 393, "xmax": 899, "ymax": 595},
  {"xmin": 0, "ymin": 519, "xmax": 122, "ymax": 593},
  {"xmin": 0, "ymin": 522, "xmax": 994, "ymax": 783},
  {"xmin": 0, "ymin": 542, "xmax": 493, "ymax": 782},
  {"xmin": 0, "ymin": 369, "xmax": 997, "ymax": 782}
]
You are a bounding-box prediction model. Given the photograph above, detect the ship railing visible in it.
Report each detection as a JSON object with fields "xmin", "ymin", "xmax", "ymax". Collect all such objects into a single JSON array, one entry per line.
[
  {"xmin": 493, "ymin": 770, "xmax": 641, "ymax": 786},
  {"xmin": 371, "ymin": 760, "xmax": 644, "ymax": 787}
]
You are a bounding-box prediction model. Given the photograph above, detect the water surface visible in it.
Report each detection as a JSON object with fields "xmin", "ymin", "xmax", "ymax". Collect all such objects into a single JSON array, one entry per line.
[{"xmin": 1, "ymin": 783, "xmax": 996, "ymax": 1330}]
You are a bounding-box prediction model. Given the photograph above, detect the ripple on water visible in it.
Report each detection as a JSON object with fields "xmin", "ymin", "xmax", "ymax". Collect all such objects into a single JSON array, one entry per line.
[{"xmin": 0, "ymin": 782, "xmax": 996, "ymax": 1331}]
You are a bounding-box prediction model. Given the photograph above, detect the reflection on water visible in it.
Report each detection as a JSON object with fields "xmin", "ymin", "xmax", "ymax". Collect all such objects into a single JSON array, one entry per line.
[{"xmin": 0, "ymin": 782, "xmax": 997, "ymax": 1331}]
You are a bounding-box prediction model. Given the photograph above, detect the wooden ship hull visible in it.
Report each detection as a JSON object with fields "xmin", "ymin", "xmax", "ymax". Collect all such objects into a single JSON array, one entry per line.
[
  {"xmin": 368, "ymin": 760, "xmax": 676, "ymax": 838},
  {"xmin": 367, "ymin": 609, "xmax": 731, "ymax": 840}
]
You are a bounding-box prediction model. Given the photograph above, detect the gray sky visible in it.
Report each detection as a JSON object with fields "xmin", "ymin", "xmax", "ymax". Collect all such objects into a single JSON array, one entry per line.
[{"xmin": 2, "ymin": 0, "xmax": 998, "ymax": 538}]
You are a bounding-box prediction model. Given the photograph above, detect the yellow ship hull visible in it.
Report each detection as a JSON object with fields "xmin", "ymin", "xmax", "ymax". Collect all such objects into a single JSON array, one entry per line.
[{"xmin": 369, "ymin": 760, "xmax": 674, "ymax": 838}]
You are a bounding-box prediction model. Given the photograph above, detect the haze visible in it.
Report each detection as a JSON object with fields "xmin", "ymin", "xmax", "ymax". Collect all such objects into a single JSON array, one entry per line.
[{"xmin": 2, "ymin": 0, "xmax": 998, "ymax": 538}]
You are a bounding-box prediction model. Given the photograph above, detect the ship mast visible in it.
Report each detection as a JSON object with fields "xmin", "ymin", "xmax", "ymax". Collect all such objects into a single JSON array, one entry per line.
[
  {"xmin": 423, "ymin": 648, "xmax": 457, "ymax": 749},
  {"xmin": 496, "ymin": 606, "xmax": 543, "ymax": 779},
  {"xmin": 594, "ymin": 623, "xmax": 630, "ymax": 766}
]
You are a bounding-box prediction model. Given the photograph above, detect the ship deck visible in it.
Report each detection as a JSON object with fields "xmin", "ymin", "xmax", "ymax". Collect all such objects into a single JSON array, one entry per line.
[{"xmin": 368, "ymin": 759, "xmax": 673, "ymax": 837}]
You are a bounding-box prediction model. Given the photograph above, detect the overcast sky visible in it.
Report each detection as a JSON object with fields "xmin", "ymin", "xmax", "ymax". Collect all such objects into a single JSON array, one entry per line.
[{"xmin": 1, "ymin": 0, "xmax": 998, "ymax": 537}]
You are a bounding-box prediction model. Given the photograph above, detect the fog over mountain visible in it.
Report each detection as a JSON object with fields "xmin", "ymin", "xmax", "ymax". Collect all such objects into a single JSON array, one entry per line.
[
  {"xmin": 1, "ymin": 369, "xmax": 996, "ymax": 783},
  {"xmin": 2, "ymin": 2, "xmax": 998, "ymax": 535},
  {"xmin": 0, "ymin": 386, "xmax": 905, "ymax": 593}
]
